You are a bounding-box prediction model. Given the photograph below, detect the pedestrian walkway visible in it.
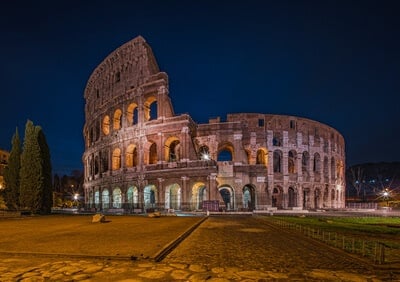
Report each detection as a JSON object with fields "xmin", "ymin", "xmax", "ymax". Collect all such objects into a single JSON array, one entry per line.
[{"xmin": 0, "ymin": 215, "xmax": 399, "ymax": 281}]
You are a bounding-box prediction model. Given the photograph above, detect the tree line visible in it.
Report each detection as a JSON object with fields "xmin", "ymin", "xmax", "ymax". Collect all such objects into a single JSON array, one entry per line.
[{"xmin": 1, "ymin": 120, "xmax": 52, "ymax": 213}]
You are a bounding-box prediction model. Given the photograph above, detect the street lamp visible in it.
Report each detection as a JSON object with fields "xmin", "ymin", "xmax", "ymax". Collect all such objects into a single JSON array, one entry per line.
[{"xmin": 382, "ymin": 189, "xmax": 390, "ymax": 207}]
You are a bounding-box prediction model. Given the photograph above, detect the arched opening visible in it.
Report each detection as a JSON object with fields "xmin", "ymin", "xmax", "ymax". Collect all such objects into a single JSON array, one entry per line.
[
  {"xmin": 217, "ymin": 142, "xmax": 234, "ymax": 161},
  {"xmin": 144, "ymin": 185, "xmax": 157, "ymax": 209},
  {"xmin": 272, "ymin": 187, "xmax": 283, "ymax": 209},
  {"xmin": 144, "ymin": 96, "xmax": 157, "ymax": 121},
  {"xmin": 192, "ymin": 183, "xmax": 207, "ymax": 210},
  {"xmin": 126, "ymin": 144, "xmax": 138, "ymax": 167},
  {"xmin": 113, "ymin": 109, "xmax": 122, "ymax": 130},
  {"xmin": 112, "ymin": 148, "xmax": 121, "ymax": 170},
  {"xmin": 165, "ymin": 183, "xmax": 181, "ymax": 210},
  {"xmin": 113, "ymin": 188, "xmax": 122, "ymax": 208},
  {"xmin": 302, "ymin": 151, "xmax": 310, "ymax": 178},
  {"xmin": 94, "ymin": 155, "xmax": 100, "ymax": 175},
  {"xmin": 101, "ymin": 150, "xmax": 109, "ymax": 172},
  {"xmin": 314, "ymin": 188, "xmax": 321, "ymax": 209},
  {"xmin": 313, "ymin": 153, "xmax": 321, "ymax": 173},
  {"xmin": 288, "ymin": 187, "xmax": 296, "ymax": 208},
  {"xmin": 102, "ymin": 115, "xmax": 110, "ymax": 135},
  {"xmin": 256, "ymin": 148, "xmax": 268, "ymax": 165},
  {"xmin": 303, "ymin": 188, "xmax": 310, "ymax": 209},
  {"xmin": 165, "ymin": 137, "xmax": 180, "ymax": 162},
  {"xmin": 127, "ymin": 103, "xmax": 138, "ymax": 126},
  {"xmin": 102, "ymin": 189, "xmax": 109, "ymax": 209},
  {"xmin": 323, "ymin": 185, "xmax": 329, "ymax": 206},
  {"xmin": 288, "ymin": 150, "xmax": 297, "ymax": 173},
  {"xmin": 243, "ymin": 185, "xmax": 255, "ymax": 211},
  {"xmin": 148, "ymin": 142, "xmax": 157, "ymax": 164},
  {"xmin": 199, "ymin": 145, "xmax": 211, "ymax": 160},
  {"xmin": 219, "ymin": 186, "xmax": 234, "ymax": 210},
  {"xmin": 331, "ymin": 157, "xmax": 336, "ymax": 181},
  {"xmin": 127, "ymin": 186, "xmax": 139, "ymax": 209},
  {"xmin": 273, "ymin": 150, "xmax": 283, "ymax": 173}
]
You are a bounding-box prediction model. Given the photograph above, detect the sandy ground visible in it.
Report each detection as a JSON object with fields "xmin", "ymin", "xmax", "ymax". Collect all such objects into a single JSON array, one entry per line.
[{"xmin": 0, "ymin": 214, "xmax": 203, "ymax": 258}]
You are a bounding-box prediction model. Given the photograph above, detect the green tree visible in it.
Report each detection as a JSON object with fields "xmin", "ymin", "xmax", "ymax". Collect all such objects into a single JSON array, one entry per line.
[
  {"xmin": 3, "ymin": 128, "xmax": 21, "ymax": 210},
  {"xmin": 38, "ymin": 129, "xmax": 53, "ymax": 213},
  {"xmin": 19, "ymin": 120, "xmax": 53, "ymax": 213}
]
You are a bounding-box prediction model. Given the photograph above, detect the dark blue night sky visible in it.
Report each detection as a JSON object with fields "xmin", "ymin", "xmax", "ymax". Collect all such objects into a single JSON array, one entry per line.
[{"xmin": 1, "ymin": 0, "xmax": 399, "ymax": 176}]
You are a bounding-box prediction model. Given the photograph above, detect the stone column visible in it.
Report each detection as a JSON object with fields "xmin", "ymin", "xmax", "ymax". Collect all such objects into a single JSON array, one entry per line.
[
  {"xmin": 208, "ymin": 173, "xmax": 217, "ymax": 201},
  {"xmin": 181, "ymin": 176, "xmax": 189, "ymax": 210}
]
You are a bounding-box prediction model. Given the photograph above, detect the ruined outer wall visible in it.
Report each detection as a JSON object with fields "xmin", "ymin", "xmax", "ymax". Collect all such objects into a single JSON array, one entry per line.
[{"xmin": 82, "ymin": 36, "xmax": 346, "ymax": 212}]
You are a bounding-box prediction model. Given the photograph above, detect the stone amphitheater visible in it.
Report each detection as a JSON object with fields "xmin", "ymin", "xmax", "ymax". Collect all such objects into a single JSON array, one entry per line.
[{"xmin": 82, "ymin": 36, "xmax": 345, "ymax": 213}]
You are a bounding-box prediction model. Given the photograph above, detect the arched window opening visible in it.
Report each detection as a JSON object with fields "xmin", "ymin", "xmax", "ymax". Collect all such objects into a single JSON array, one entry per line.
[
  {"xmin": 165, "ymin": 184, "xmax": 181, "ymax": 210},
  {"xmin": 331, "ymin": 158, "xmax": 336, "ymax": 180},
  {"xmin": 288, "ymin": 187, "xmax": 296, "ymax": 207},
  {"xmin": 199, "ymin": 145, "xmax": 211, "ymax": 160},
  {"xmin": 113, "ymin": 109, "xmax": 122, "ymax": 130},
  {"xmin": 256, "ymin": 148, "xmax": 268, "ymax": 165},
  {"xmin": 273, "ymin": 132, "xmax": 282, "ymax": 146},
  {"xmin": 126, "ymin": 144, "xmax": 138, "ymax": 167},
  {"xmin": 112, "ymin": 148, "xmax": 121, "ymax": 170},
  {"xmin": 288, "ymin": 150, "xmax": 296, "ymax": 173},
  {"xmin": 169, "ymin": 140, "xmax": 180, "ymax": 162},
  {"xmin": 313, "ymin": 153, "xmax": 321, "ymax": 173},
  {"xmin": 273, "ymin": 150, "xmax": 282, "ymax": 173},
  {"xmin": 217, "ymin": 142, "xmax": 234, "ymax": 162},
  {"xmin": 127, "ymin": 103, "xmax": 138, "ymax": 126},
  {"xmin": 219, "ymin": 187, "xmax": 233, "ymax": 210},
  {"xmin": 101, "ymin": 150, "xmax": 109, "ymax": 172},
  {"xmin": 149, "ymin": 143, "xmax": 157, "ymax": 164},
  {"xmin": 127, "ymin": 186, "xmax": 139, "ymax": 209},
  {"xmin": 302, "ymin": 152, "xmax": 310, "ymax": 175},
  {"xmin": 113, "ymin": 188, "xmax": 122, "ymax": 208},
  {"xmin": 272, "ymin": 187, "xmax": 283, "ymax": 208},
  {"xmin": 94, "ymin": 156, "xmax": 100, "ymax": 175},
  {"xmin": 243, "ymin": 185, "xmax": 255, "ymax": 210},
  {"xmin": 192, "ymin": 183, "xmax": 207, "ymax": 210},
  {"xmin": 144, "ymin": 185, "xmax": 157, "ymax": 209},
  {"xmin": 102, "ymin": 189, "xmax": 109, "ymax": 209},
  {"xmin": 102, "ymin": 115, "xmax": 110, "ymax": 135},
  {"xmin": 314, "ymin": 189, "xmax": 320, "ymax": 208},
  {"xmin": 144, "ymin": 96, "xmax": 157, "ymax": 121}
]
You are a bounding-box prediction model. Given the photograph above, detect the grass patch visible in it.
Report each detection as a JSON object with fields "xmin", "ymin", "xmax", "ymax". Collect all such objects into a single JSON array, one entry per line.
[{"xmin": 265, "ymin": 215, "xmax": 400, "ymax": 247}]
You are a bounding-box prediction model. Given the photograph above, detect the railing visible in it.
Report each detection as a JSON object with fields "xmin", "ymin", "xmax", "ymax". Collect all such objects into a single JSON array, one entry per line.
[{"xmin": 267, "ymin": 218, "xmax": 400, "ymax": 265}]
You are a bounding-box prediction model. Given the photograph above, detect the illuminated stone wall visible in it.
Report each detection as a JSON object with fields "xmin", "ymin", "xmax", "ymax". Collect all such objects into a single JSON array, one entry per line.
[{"xmin": 82, "ymin": 36, "xmax": 346, "ymax": 212}]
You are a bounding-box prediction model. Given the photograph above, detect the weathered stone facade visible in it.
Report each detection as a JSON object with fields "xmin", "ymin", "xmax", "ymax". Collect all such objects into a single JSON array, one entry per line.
[{"xmin": 82, "ymin": 36, "xmax": 345, "ymax": 212}]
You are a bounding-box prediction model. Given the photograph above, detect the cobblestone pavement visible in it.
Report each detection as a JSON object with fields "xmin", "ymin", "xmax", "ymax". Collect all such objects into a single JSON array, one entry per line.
[{"xmin": 1, "ymin": 215, "xmax": 399, "ymax": 281}]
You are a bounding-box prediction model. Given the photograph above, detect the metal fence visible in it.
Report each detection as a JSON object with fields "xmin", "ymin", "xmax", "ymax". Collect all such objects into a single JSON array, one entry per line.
[{"xmin": 269, "ymin": 218, "xmax": 400, "ymax": 265}]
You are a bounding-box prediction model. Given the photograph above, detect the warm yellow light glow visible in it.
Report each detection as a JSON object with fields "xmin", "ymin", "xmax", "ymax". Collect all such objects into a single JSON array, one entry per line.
[{"xmin": 202, "ymin": 153, "xmax": 210, "ymax": 160}]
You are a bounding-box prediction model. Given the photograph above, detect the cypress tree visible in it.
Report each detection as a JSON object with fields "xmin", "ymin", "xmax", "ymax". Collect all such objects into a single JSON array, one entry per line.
[
  {"xmin": 3, "ymin": 128, "xmax": 21, "ymax": 210},
  {"xmin": 19, "ymin": 120, "xmax": 43, "ymax": 213},
  {"xmin": 38, "ymin": 128, "xmax": 53, "ymax": 213}
]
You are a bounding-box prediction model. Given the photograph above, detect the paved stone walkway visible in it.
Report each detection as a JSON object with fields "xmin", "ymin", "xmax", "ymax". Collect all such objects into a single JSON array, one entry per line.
[{"xmin": 0, "ymin": 215, "xmax": 399, "ymax": 281}]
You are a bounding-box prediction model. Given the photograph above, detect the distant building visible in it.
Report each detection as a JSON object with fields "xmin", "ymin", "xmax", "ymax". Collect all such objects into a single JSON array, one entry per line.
[
  {"xmin": 0, "ymin": 149, "xmax": 10, "ymax": 190},
  {"xmin": 82, "ymin": 36, "xmax": 346, "ymax": 212},
  {"xmin": 346, "ymin": 162, "xmax": 400, "ymax": 204}
]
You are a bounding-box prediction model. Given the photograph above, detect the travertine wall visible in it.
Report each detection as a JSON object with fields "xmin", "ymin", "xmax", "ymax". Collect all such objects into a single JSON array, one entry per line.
[{"xmin": 82, "ymin": 36, "xmax": 345, "ymax": 212}]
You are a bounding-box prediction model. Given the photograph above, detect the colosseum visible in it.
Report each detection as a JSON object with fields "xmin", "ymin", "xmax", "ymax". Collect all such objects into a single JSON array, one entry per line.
[{"xmin": 82, "ymin": 36, "xmax": 346, "ymax": 213}]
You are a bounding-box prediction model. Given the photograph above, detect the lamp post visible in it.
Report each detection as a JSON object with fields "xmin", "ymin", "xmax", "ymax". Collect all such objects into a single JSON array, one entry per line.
[{"xmin": 383, "ymin": 189, "xmax": 390, "ymax": 207}]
